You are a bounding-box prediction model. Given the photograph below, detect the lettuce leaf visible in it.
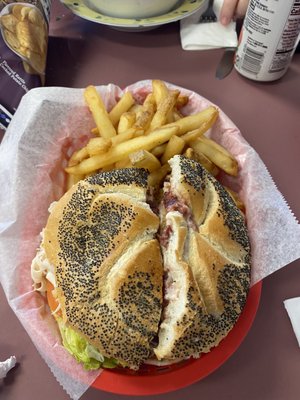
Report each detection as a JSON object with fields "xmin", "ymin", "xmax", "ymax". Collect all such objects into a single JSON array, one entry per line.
[{"xmin": 57, "ymin": 318, "xmax": 117, "ymax": 370}]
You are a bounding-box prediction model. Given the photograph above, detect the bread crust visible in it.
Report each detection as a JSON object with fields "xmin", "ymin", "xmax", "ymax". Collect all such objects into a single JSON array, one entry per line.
[
  {"xmin": 43, "ymin": 168, "xmax": 163, "ymax": 369},
  {"xmin": 154, "ymin": 155, "xmax": 251, "ymax": 360}
]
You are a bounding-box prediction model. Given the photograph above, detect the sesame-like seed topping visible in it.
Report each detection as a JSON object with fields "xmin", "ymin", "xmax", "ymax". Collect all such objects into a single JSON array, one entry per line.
[
  {"xmin": 51, "ymin": 168, "xmax": 162, "ymax": 369},
  {"xmin": 45, "ymin": 157, "xmax": 251, "ymax": 366}
]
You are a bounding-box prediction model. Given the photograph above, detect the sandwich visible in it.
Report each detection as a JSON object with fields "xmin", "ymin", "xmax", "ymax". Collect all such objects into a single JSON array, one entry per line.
[
  {"xmin": 31, "ymin": 155, "xmax": 251, "ymax": 370},
  {"xmin": 155, "ymin": 155, "xmax": 251, "ymax": 360},
  {"xmin": 31, "ymin": 168, "xmax": 164, "ymax": 370}
]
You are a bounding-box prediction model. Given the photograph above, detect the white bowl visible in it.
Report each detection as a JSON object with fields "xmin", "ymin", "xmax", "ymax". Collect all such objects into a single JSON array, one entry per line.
[{"xmin": 86, "ymin": 0, "xmax": 182, "ymax": 19}]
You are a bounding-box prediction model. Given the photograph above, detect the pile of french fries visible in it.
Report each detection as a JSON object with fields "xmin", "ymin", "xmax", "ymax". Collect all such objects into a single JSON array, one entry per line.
[{"xmin": 65, "ymin": 80, "xmax": 244, "ymax": 211}]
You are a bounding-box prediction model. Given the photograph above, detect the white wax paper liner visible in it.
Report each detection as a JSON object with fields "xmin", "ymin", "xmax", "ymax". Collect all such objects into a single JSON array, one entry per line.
[{"xmin": 0, "ymin": 80, "xmax": 300, "ymax": 399}]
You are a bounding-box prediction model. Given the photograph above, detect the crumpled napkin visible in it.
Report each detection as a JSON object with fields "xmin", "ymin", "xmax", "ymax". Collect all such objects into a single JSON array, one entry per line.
[
  {"xmin": 180, "ymin": 0, "xmax": 238, "ymax": 50},
  {"xmin": 0, "ymin": 356, "xmax": 17, "ymax": 379},
  {"xmin": 284, "ymin": 298, "xmax": 300, "ymax": 347}
]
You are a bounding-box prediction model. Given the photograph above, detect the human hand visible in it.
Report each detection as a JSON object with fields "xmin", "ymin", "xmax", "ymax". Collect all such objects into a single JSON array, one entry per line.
[{"xmin": 220, "ymin": 0, "xmax": 249, "ymax": 26}]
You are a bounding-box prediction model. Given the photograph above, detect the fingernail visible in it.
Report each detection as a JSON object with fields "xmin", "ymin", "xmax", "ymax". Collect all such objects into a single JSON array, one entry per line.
[{"xmin": 221, "ymin": 16, "xmax": 229, "ymax": 26}]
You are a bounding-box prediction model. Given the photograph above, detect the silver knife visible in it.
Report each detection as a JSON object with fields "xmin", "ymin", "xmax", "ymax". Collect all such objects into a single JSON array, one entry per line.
[{"xmin": 215, "ymin": 47, "xmax": 236, "ymax": 80}]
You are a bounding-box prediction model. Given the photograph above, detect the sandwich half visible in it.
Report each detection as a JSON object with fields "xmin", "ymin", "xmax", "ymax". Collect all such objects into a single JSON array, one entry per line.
[
  {"xmin": 155, "ymin": 155, "xmax": 251, "ymax": 361},
  {"xmin": 31, "ymin": 168, "xmax": 163, "ymax": 370}
]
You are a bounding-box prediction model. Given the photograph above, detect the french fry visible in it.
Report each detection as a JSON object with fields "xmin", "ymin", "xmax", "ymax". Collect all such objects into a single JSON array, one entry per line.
[
  {"xmin": 152, "ymin": 79, "xmax": 169, "ymax": 106},
  {"xmin": 183, "ymin": 147, "xmax": 219, "ymax": 176},
  {"xmin": 160, "ymin": 135, "xmax": 185, "ymax": 165},
  {"xmin": 148, "ymin": 163, "xmax": 171, "ymax": 187},
  {"xmin": 172, "ymin": 109, "xmax": 183, "ymax": 122},
  {"xmin": 143, "ymin": 92, "xmax": 156, "ymax": 109},
  {"xmin": 117, "ymin": 111, "xmax": 136, "ymax": 133},
  {"xmin": 182, "ymin": 126, "xmax": 206, "ymax": 144},
  {"xmin": 183, "ymin": 147, "xmax": 196, "ymax": 160},
  {"xmin": 100, "ymin": 163, "xmax": 115, "ymax": 172},
  {"xmin": 129, "ymin": 150, "xmax": 161, "ymax": 172},
  {"xmin": 91, "ymin": 127, "xmax": 99, "ymax": 135},
  {"xmin": 86, "ymin": 137, "xmax": 112, "ymax": 156},
  {"xmin": 129, "ymin": 103, "xmax": 143, "ymax": 114},
  {"xmin": 166, "ymin": 111, "xmax": 174, "ymax": 124},
  {"xmin": 109, "ymin": 92, "xmax": 135, "ymax": 127},
  {"xmin": 114, "ymin": 158, "xmax": 133, "ymax": 169},
  {"xmin": 66, "ymin": 173, "xmax": 84, "ymax": 191},
  {"xmin": 176, "ymin": 95, "xmax": 189, "ymax": 109},
  {"xmin": 134, "ymin": 103, "xmax": 155, "ymax": 131},
  {"xmin": 152, "ymin": 80, "xmax": 178, "ymax": 124},
  {"xmin": 84, "ymin": 85, "xmax": 116, "ymax": 138},
  {"xmin": 191, "ymin": 136, "xmax": 238, "ymax": 176},
  {"xmin": 84, "ymin": 171, "xmax": 98, "ymax": 178},
  {"xmin": 133, "ymin": 129, "xmax": 145, "ymax": 137},
  {"xmin": 148, "ymin": 90, "xmax": 180, "ymax": 132},
  {"xmin": 112, "ymin": 127, "xmax": 143, "ymax": 145},
  {"xmin": 166, "ymin": 106, "xmax": 218, "ymax": 136},
  {"xmin": 151, "ymin": 143, "xmax": 167, "ymax": 157},
  {"xmin": 68, "ymin": 146, "xmax": 89, "ymax": 167},
  {"xmin": 65, "ymin": 125, "xmax": 179, "ymax": 175}
]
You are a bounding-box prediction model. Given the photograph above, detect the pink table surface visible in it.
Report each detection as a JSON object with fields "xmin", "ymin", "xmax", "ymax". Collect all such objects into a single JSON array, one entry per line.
[{"xmin": 1, "ymin": 1, "xmax": 300, "ymax": 399}]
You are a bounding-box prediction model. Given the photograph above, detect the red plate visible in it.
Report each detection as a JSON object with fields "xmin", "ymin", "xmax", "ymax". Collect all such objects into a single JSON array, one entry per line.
[{"xmin": 92, "ymin": 281, "xmax": 262, "ymax": 395}]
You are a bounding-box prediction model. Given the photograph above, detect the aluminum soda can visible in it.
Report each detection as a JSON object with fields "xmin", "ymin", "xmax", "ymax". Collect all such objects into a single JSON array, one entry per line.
[{"xmin": 234, "ymin": 0, "xmax": 300, "ymax": 81}]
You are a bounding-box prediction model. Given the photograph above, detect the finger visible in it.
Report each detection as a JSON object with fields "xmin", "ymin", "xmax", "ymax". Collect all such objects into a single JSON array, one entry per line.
[
  {"xmin": 220, "ymin": 0, "xmax": 239, "ymax": 25},
  {"xmin": 234, "ymin": 0, "xmax": 249, "ymax": 19}
]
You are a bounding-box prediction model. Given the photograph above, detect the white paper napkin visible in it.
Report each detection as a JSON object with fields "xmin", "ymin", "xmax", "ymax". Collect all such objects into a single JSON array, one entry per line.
[
  {"xmin": 284, "ymin": 298, "xmax": 300, "ymax": 347},
  {"xmin": 0, "ymin": 356, "xmax": 16, "ymax": 379},
  {"xmin": 180, "ymin": 0, "xmax": 238, "ymax": 50}
]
